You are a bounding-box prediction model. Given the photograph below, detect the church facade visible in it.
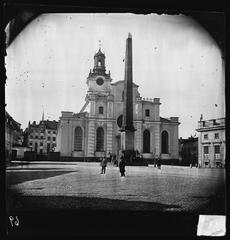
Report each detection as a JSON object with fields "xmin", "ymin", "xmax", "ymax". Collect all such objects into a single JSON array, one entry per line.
[{"xmin": 56, "ymin": 48, "xmax": 180, "ymax": 161}]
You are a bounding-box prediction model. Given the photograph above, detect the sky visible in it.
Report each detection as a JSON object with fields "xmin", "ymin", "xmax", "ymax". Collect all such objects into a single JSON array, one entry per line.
[{"xmin": 5, "ymin": 13, "xmax": 225, "ymax": 138}]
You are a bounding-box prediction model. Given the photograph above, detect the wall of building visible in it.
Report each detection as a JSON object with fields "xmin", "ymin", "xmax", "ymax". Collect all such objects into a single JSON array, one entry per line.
[
  {"xmin": 198, "ymin": 129, "xmax": 225, "ymax": 167},
  {"xmin": 27, "ymin": 121, "xmax": 58, "ymax": 154},
  {"xmin": 197, "ymin": 118, "xmax": 225, "ymax": 168},
  {"xmin": 160, "ymin": 122, "xmax": 179, "ymax": 159}
]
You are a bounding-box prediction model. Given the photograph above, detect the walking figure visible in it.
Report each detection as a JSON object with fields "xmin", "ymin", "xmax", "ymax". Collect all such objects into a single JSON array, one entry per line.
[
  {"xmin": 119, "ymin": 153, "xmax": 126, "ymax": 177},
  {"xmin": 101, "ymin": 156, "xmax": 107, "ymax": 174},
  {"xmin": 157, "ymin": 157, "xmax": 161, "ymax": 169}
]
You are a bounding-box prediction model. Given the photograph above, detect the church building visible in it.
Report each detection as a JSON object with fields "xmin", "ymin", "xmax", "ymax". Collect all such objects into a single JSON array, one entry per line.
[{"xmin": 56, "ymin": 43, "xmax": 180, "ymax": 162}]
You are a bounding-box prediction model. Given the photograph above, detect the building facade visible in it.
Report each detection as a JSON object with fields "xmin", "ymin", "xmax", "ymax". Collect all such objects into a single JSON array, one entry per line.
[
  {"xmin": 5, "ymin": 111, "xmax": 23, "ymax": 160},
  {"xmin": 196, "ymin": 118, "xmax": 225, "ymax": 168},
  {"xmin": 25, "ymin": 119, "xmax": 58, "ymax": 154},
  {"xmin": 56, "ymin": 48, "xmax": 180, "ymax": 162},
  {"xmin": 179, "ymin": 137, "xmax": 198, "ymax": 166}
]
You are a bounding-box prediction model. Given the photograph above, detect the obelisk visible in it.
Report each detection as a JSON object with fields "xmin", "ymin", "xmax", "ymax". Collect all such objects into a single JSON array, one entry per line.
[{"xmin": 121, "ymin": 33, "xmax": 136, "ymax": 153}]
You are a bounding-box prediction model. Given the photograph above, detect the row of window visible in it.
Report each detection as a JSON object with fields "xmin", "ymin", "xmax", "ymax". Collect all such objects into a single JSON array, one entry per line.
[
  {"xmin": 31, "ymin": 136, "xmax": 56, "ymax": 141},
  {"xmin": 203, "ymin": 133, "xmax": 219, "ymax": 140},
  {"xmin": 30, "ymin": 142, "xmax": 56, "ymax": 147},
  {"xmin": 33, "ymin": 130, "xmax": 56, "ymax": 134},
  {"xmin": 73, "ymin": 127, "xmax": 169, "ymax": 154},
  {"xmin": 203, "ymin": 145, "xmax": 220, "ymax": 154}
]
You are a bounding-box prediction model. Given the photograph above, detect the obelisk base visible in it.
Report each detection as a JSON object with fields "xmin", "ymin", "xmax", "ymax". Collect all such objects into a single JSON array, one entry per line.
[
  {"xmin": 119, "ymin": 130, "xmax": 135, "ymax": 163},
  {"xmin": 125, "ymin": 131, "xmax": 135, "ymax": 150}
]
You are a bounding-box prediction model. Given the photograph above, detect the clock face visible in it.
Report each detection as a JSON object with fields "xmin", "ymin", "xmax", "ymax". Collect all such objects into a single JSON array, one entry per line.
[{"xmin": 96, "ymin": 77, "xmax": 104, "ymax": 86}]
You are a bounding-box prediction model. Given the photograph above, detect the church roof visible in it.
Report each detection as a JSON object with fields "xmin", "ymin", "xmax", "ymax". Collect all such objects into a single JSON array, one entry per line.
[
  {"xmin": 160, "ymin": 117, "xmax": 172, "ymax": 123},
  {"xmin": 111, "ymin": 80, "xmax": 139, "ymax": 87}
]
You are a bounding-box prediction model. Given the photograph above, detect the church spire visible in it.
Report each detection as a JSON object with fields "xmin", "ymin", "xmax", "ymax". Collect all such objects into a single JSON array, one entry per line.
[
  {"xmin": 93, "ymin": 43, "xmax": 106, "ymax": 75},
  {"xmin": 42, "ymin": 107, "xmax": 44, "ymax": 121}
]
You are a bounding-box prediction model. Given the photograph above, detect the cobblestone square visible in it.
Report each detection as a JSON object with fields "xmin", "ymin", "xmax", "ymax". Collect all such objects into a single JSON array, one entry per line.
[{"xmin": 6, "ymin": 161, "xmax": 226, "ymax": 214}]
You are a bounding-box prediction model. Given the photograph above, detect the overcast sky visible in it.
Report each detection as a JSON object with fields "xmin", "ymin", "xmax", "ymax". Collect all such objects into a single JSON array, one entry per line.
[{"xmin": 5, "ymin": 13, "xmax": 225, "ymax": 138}]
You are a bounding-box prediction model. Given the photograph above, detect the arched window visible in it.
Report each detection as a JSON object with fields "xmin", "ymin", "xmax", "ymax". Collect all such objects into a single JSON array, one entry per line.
[
  {"xmin": 143, "ymin": 129, "xmax": 150, "ymax": 153},
  {"xmin": 98, "ymin": 60, "xmax": 101, "ymax": 67},
  {"xmin": 74, "ymin": 127, "xmax": 82, "ymax": 151},
  {"xmin": 161, "ymin": 130, "xmax": 169, "ymax": 154},
  {"xmin": 96, "ymin": 127, "xmax": 104, "ymax": 151},
  {"xmin": 99, "ymin": 106, "xmax": 103, "ymax": 114}
]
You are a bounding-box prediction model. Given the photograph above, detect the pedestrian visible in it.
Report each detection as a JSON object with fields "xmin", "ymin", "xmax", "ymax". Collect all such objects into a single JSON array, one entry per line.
[
  {"xmin": 119, "ymin": 153, "xmax": 126, "ymax": 177},
  {"xmin": 157, "ymin": 157, "xmax": 161, "ymax": 169},
  {"xmin": 109, "ymin": 152, "xmax": 112, "ymax": 162},
  {"xmin": 101, "ymin": 156, "xmax": 107, "ymax": 174},
  {"xmin": 112, "ymin": 154, "xmax": 117, "ymax": 165}
]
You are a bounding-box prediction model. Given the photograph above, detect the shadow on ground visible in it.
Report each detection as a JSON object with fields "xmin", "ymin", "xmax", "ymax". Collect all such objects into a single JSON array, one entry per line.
[
  {"xmin": 6, "ymin": 170, "xmax": 76, "ymax": 185},
  {"xmin": 6, "ymin": 191, "xmax": 198, "ymax": 238},
  {"xmin": 6, "ymin": 189, "xmax": 226, "ymax": 238},
  {"xmin": 7, "ymin": 189, "xmax": 181, "ymax": 212}
]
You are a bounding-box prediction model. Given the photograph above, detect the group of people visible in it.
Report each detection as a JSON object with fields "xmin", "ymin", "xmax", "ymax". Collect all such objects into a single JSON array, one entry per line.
[{"xmin": 100, "ymin": 153, "xmax": 126, "ymax": 177}]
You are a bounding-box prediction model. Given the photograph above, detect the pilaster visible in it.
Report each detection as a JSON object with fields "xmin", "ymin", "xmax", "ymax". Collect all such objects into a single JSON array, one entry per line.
[{"xmin": 87, "ymin": 120, "xmax": 95, "ymax": 157}]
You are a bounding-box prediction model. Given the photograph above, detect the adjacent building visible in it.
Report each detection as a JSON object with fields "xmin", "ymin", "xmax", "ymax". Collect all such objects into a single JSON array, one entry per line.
[
  {"xmin": 5, "ymin": 111, "xmax": 23, "ymax": 161},
  {"xmin": 25, "ymin": 118, "xmax": 58, "ymax": 154},
  {"xmin": 196, "ymin": 117, "xmax": 225, "ymax": 168},
  {"xmin": 56, "ymin": 46, "xmax": 180, "ymax": 162},
  {"xmin": 179, "ymin": 136, "xmax": 198, "ymax": 166}
]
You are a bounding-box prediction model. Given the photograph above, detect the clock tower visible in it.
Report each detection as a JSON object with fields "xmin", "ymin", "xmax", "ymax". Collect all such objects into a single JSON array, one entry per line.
[
  {"xmin": 86, "ymin": 48, "xmax": 112, "ymax": 94},
  {"xmin": 85, "ymin": 48, "xmax": 114, "ymax": 157}
]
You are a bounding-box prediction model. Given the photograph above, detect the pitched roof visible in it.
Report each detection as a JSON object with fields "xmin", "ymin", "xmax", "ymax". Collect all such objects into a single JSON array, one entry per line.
[
  {"xmin": 160, "ymin": 117, "xmax": 171, "ymax": 123},
  {"xmin": 5, "ymin": 110, "xmax": 21, "ymax": 131}
]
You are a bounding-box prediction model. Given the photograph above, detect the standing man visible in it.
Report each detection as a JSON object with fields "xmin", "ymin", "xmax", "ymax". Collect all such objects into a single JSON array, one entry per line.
[
  {"xmin": 119, "ymin": 153, "xmax": 126, "ymax": 177},
  {"xmin": 101, "ymin": 155, "xmax": 107, "ymax": 174}
]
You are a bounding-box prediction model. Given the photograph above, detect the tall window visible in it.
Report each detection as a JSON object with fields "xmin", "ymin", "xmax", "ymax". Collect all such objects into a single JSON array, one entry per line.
[
  {"xmin": 161, "ymin": 130, "xmax": 169, "ymax": 154},
  {"xmin": 214, "ymin": 145, "xmax": 220, "ymax": 154},
  {"xmin": 145, "ymin": 109, "xmax": 150, "ymax": 117},
  {"xmin": 99, "ymin": 106, "xmax": 103, "ymax": 114},
  {"xmin": 204, "ymin": 134, "xmax": 208, "ymax": 139},
  {"xmin": 215, "ymin": 133, "xmax": 219, "ymax": 139},
  {"xmin": 96, "ymin": 127, "xmax": 104, "ymax": 151},
  {"xmin": 143, "ymin": 129, "xmax": 150, "ymax": 153},
  {"xmin": 122, "ymin": 91, "xmax": 124, "ymax": 101},
  {"xmin": 35, "ymin": 142, "xmax": 38, "ymax": 151},
  {"xmin": 74, "ymin": 127, "xmax": 83, "ymax": 151},
  {"xmin": 204, "ymin": 146, "xmax": 209, "ymax": 154},
  {"xmin": 214, "ymin": 145, "xmax": 220, "ymax": 160}
]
